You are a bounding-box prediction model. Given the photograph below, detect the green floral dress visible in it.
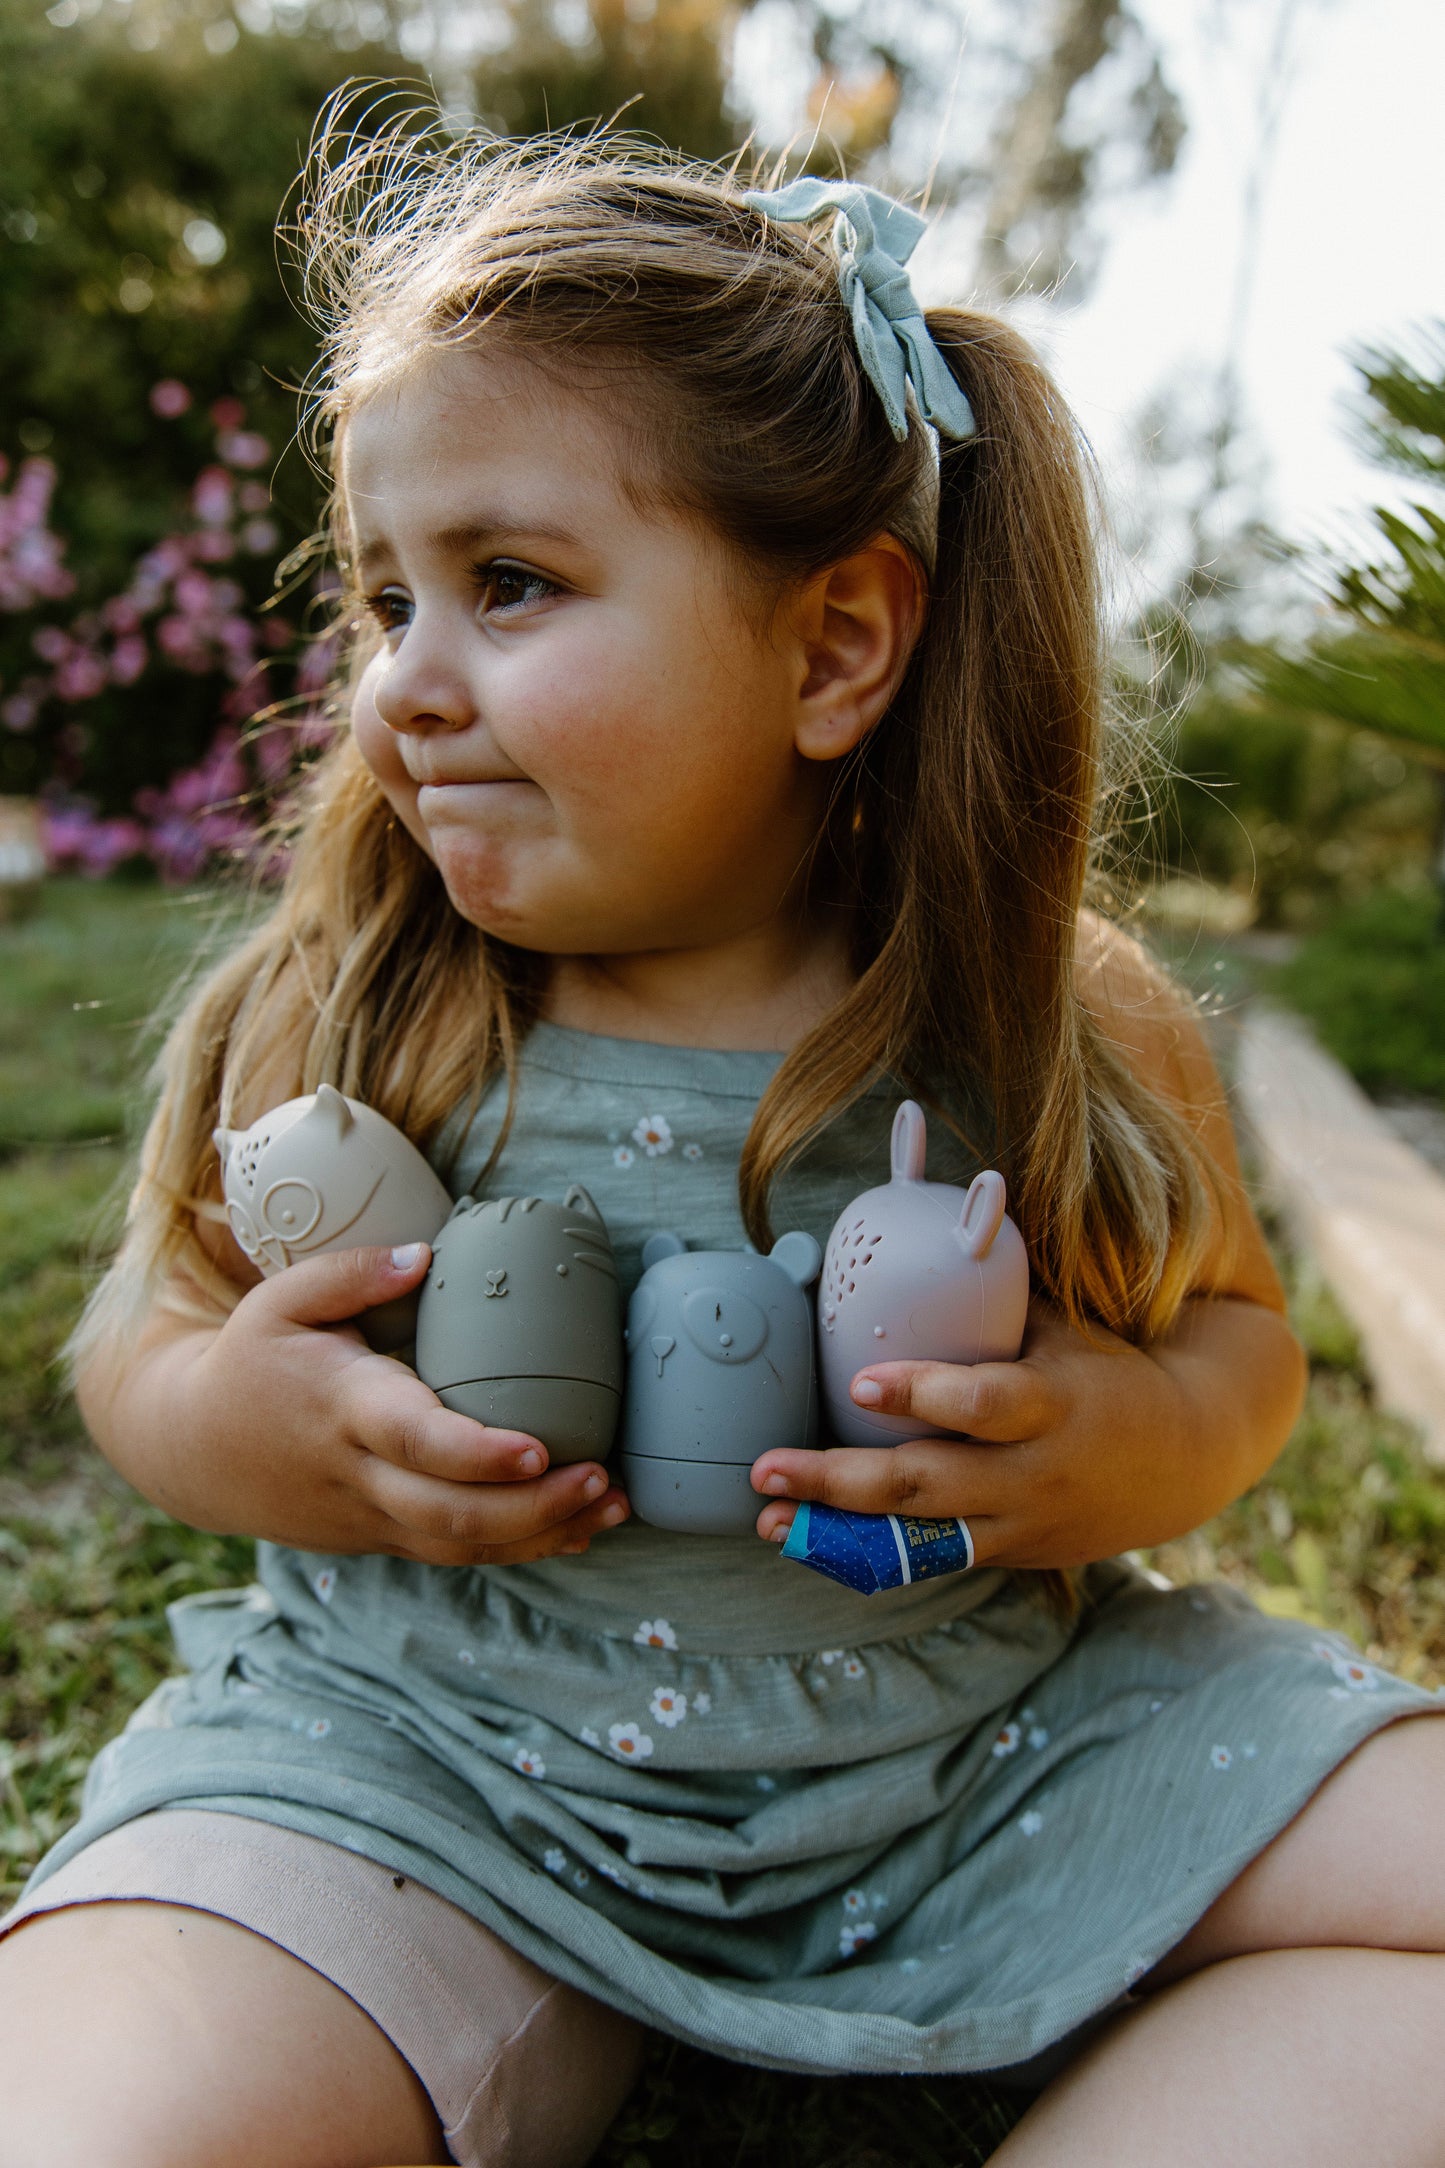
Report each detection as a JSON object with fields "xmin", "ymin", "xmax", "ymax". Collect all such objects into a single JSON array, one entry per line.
[{"xmin": 18, "ymin": 1024, "xmax": 1442, "ymax": 2076}]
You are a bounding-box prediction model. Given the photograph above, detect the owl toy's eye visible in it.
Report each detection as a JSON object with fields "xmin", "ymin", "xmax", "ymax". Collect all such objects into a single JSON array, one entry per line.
[
  {"xmin": 227, "ymin": 1202, "xmax": 262, "ymax": 1258},
  {"xmin": 260, "ymin": 1178, "xmax": 323, "ymax": 1242},
  {"xmin": 681, "ymin": 1287, "xmax": 768, "ymax": 1363}
]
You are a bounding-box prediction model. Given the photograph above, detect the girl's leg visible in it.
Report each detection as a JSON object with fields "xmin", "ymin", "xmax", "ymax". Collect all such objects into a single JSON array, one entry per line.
[
  {"xmin": 992, "ymin": 1712, "xmax": 1445, "ymax": 2166},
  {"xmin": 0, "ymin": 1900, "xmax": 450, "ymax": 2168}
]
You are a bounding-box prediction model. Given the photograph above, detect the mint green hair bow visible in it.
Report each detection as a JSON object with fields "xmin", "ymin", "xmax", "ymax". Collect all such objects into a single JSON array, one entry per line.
[{"xmin": 742, "ymin": 178, "xmax": 977, "ymax": 446}]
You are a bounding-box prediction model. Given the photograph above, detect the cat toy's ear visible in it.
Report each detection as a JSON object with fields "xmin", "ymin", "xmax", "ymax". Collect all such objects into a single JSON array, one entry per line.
[
  {"xmin": 769, "ymin": 1231, "xmax": 822, "ymax": 1288},
  {"xmin": 212, "ymin": 1126, "xmax": 235, "ymax": 1167},
  {"xmin": 958, "ymin": 1171, "xmax": 1008, "ymax": 1259},
  {"xmin": 890, "ymin": 1100, "xmax": 927, "ymax": 1182},
  {"xmin": 306, "ymin": 1082, "xmax": 355, "ymax": 1138},
  {"xmin": 563, "ymin": 1184, "xmax": 603, "ymax": 1223},
  {"xmin": 641, "ymin": 1231, "xmax": 687, "ymax": 1270}
]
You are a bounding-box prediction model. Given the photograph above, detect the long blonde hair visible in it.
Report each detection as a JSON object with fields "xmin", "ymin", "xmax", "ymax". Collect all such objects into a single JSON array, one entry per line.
[{"xmin": 77, "ymin": 105, "xmax": 1222, "ymax": 1365}]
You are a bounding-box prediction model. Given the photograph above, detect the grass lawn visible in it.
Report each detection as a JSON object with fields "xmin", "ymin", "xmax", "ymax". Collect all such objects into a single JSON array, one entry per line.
[{"xmin": 2, "ymin": 878, "xmax": 1444, "ymax": 2165}]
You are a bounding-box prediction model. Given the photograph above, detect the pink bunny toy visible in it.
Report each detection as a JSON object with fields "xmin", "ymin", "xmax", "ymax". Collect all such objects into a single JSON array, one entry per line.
[{"xmin": 818, "ymin": 1100, "xmax": 1029, "ymax": 1447}]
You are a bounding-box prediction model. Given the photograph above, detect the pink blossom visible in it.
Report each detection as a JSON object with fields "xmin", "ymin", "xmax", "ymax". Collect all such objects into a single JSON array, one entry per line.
[
  {"xmin": 209, "ymin": 396, "xmax": 246, "ymax": 431},
  {"xmin": 242, "ymin": 518, "xmax": 279, "ymax": 555},
  {"xmin": 32, "ymin": 624, "xmax": 71, "ymax": 664},
  {"xmin": 192, "ymin": 529, "xmax": 235, "ymax": 563},
  {"xmin": 2, "ymin": 691, "xmax": 38, "ymax": 731},
  {"xmin": 149, "ymin": 379, "xmax": 192, "ymax": 419},
  {"xmin": 101, "ymin": 595, "xmax": 142, "ymax": 634},
  {"xmin": 109, "ymin": 635, "xmax": 148, "ymax": 684},
  {"xmin": 238, "ymin": 482, "xmax": 270, "ymax": 514},
  {"xmin": 192, "ymin": 467, "xmax": 233, "ymax": 526},
  {"xmin": 173, "ymin": 568, "xmax": 214, "ymax": 616},
  {"xmin": 55, "ymin": 650, "xmax": 108, "ymax": 701},
  {"xmin": 218, "ymin": 430, "xmax": 269, "ymax": 470}
]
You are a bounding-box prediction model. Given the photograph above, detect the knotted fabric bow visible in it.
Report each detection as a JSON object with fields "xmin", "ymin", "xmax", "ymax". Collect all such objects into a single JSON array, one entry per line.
[{"xmin": 742, "ymin": 178, "xmax": 977, "ymax": 446}]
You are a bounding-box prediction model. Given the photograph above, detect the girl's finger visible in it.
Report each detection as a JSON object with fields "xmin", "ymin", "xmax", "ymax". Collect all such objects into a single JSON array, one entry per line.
[
  {"xmin": 363, "ymin": 1454, "xmax": 625, "ymax": 1556},
  {"xmin": 344, "ymin": 1367, "xmax": 549, "ymax": 1483},
  {"xmin": 255, "ymin": 1241, "xmax": 432, "ymax": 1330},
  {"xmin": 750, "ymin": 1438, "xmax": 1016, "ymax": 1521},
  {"xmin": 846, "ymin": 1358, "xmax": 1062, "ymax": 1442}
]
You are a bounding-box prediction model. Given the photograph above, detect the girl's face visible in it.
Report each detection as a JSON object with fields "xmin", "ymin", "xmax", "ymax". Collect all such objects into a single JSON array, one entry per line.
[{"xmin": 342, "ymin": 347, "xmax": 838, "ymax": 959}]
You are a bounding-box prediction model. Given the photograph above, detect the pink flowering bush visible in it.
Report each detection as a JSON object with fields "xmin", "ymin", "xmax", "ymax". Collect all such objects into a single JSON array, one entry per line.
[{"xmin": 1, "ymin": 385, "xmax": 342, "ymax": 883}]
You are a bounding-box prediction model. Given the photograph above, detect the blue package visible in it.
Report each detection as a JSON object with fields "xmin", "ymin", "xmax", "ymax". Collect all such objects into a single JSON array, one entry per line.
[{"xmin": 780, "ymin": 1502, "xmax": 975, "ymax": 1594}]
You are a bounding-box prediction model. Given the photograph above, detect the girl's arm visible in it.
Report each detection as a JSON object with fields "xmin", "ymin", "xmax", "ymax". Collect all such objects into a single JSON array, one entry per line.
[
  {"xmin": 76, "ymin": 1236, "xmax": 629, "ymax": 1565},
  {"xmin": 751, "ymin": 922, "xmax": 1309, "ymax": 1569}
]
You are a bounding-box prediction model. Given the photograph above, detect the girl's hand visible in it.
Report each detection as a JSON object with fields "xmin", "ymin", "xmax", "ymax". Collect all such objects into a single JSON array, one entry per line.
[
  {"xmin": 101, "ymin": 1244, "xmax": 629, "ymax": 1565},
  {"xmin": 751, "ymin": 1293, "xmax": 1306, "ymax": 1571}
]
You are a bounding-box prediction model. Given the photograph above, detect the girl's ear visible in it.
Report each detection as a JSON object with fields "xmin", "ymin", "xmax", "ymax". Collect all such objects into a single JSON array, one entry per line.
[{"xmin": 790, "ymin": 534, "xmax": 927, "ymax": 763}]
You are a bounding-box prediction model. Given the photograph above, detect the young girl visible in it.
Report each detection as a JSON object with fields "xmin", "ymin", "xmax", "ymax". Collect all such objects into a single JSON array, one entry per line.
[{"xmin": 2, "ymin": 120, "xmax": 1442, "ymax": 2168}]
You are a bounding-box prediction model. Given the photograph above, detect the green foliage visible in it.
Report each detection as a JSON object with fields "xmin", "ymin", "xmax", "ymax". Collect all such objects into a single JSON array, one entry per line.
[{"xmin": 1269, "ymin": 886, "xmax": 1445, "ymax": 1099}]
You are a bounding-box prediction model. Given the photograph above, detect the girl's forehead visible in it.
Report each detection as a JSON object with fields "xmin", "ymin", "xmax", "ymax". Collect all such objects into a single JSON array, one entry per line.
[{"xmin": 340, "ymin": 346, "xmax": 643, "ymax": 540}]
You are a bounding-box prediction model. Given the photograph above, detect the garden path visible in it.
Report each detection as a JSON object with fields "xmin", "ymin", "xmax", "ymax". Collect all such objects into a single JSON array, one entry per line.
[{"xmin": 1236, "ymin": 1007, "xmax": 1445, "ymax": 1462}]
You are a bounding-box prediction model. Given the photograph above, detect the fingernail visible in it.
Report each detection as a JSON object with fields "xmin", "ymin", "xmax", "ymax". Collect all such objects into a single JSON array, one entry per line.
[
  {"xmin": 560, "ymin": 1541, "xmax": 589, "ymax": 1555},
  {"xmin": 599, "ymin": 1502, "xmax": 626, "ymax": 1527},
  {"xmin": 390, "ymin": 1242, "xmax": 425, "ymax": 1271},
  {"xmin": 517, "ymin": 1448, "xmax": 543, "ymax": 1477},
  {"xmin": 762, "ymin": 1472, "xmax": 789, "ymax": 1496},
  {"xmin": 583, "ymin": 1471, "xmax": 606, "ymax": 1500},
  {"xmin": 851, "ymin": 1378, "xmax": 882, "ymax": 1406},
  {"xmin": 769, "ymin": 1523, "xmax": 790, "ymax": 1544}
]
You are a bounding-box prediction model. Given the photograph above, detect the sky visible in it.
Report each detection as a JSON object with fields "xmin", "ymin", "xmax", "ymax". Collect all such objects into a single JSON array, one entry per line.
[{"xmin": 954, "ymin": 0, "xmax": 1445, "ymax": 566}]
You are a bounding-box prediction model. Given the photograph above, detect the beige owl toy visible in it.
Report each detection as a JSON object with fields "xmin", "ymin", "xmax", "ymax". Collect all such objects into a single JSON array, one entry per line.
[{"xmin": 214, "ymin": 1085, "xmax": 453, "ymax": 1352}]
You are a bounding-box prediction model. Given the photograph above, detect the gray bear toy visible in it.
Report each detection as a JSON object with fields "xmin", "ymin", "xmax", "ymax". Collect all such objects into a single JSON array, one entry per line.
[
  {"xmin": 415, "ymin": 1188, "xmax": 623, "ymax": 1464},
  {"xmin": 619, "ymin": 1230, "xmax": 822, "ymax": 1535}
]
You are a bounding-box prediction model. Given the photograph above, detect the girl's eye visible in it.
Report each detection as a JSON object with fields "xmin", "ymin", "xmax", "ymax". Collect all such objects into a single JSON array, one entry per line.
[
  {"xmin": 363, "ymin": 586, "xmax": 412, "ymax": 635},
  {"xmin": 474, "ymin": 562, "xmax": 556, "ymax": 615}
]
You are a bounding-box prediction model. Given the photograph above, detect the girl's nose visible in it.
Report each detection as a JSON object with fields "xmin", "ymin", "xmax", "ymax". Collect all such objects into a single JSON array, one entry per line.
[{"xmin": 371, "ymin": 617, "xmax": 475, "ymax": 737}]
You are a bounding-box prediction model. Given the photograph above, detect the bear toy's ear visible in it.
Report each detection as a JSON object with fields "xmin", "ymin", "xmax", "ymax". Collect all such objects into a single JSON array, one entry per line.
[
  {"xmin": 448, "ymin": 1194, "xmax": 475, "ymax": 1220},
  {"xmin": 212, "ymin": 1126, "xmax": 235, "ymax": 1168},
  {"xmin": 308, "ymin": 1083, "xmax": 355, "ymax": 1138},
  {"xmin": 958, "ymin": 1171, "xmax": 1008, "ymax": 1259},
  {"xmin": 563, "ymin": 1184, "xmax": 603, "ymax": 1223},
  {"xmin": 770, "ymin": 1230, "xmax": 822, "ymax": 1288},
  {"xmin": 890, "ymin": 1100, "xmax": 927, "ymax": 1182},
  {"xmin": 641, "ymin": 1231, "xmax": 688, "ymax": 1271}
]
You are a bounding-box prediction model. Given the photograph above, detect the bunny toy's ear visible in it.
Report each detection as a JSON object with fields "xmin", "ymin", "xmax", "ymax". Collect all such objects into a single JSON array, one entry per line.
[
  {"xmin": 958, "ymin": 1171, "xmax": 1008, "ymax": 1259},
  {"xmin": 641, "ymin": 1231, "xmax": 688, "ymax": 1270},
  {"xmin": 890, "ymin": 1100, "xmax": 927, "ymax": 1182}
]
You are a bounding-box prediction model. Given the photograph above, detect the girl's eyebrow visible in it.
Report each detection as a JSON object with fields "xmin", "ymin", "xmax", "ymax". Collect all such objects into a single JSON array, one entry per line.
[{"xmin": 355, "ymin": 513, "xmax": 582, "ymax": 575}]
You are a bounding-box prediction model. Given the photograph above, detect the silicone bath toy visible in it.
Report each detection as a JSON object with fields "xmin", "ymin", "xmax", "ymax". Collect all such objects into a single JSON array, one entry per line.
[
  {"xmin": 214, "ymin": 1085, "xmax": 453, "ymax": 1351},
  {"xmin": 415, "ymin": 1188, "xmax": 623, "ymax": 1464},
  {"xmin": 817, "ymin": 1100, "xmax": 1029, "ymax": 1447},
  {"xmin": 620, "ymin": 1230, "xmax": 822, "ymax": 1535}
]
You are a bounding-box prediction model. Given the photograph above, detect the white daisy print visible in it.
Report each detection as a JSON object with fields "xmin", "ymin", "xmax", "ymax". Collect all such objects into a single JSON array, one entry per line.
[
  {"xmin": 682, "ymin": 1141, "xmax": 704, "ymax": 1161},
  {"xmin": 634, "ymin": 1619, "xmax": 678, "ymax": 1650},
  {"xmin": 819, "ymin": 1649, "xmax": 845, "ymax": 1666},
  {"xmin": 1210, "ymin": 1744, "xmax": 1233, "ymax": 1771},
  {"xmin": 312, "ymin": 1568, "xmax": 336, "ymax": 1604},
  {"xmin": 1243, "ymin": 1742, "xmax": 1258, "ymax": 1758},
  {"xmin": 608, "ymin": 1721, "xmax": 654, "ymax": 1762},
  {"xmin": 307, "ymin": 1717, "xmax": 332, "ymax": 1741},
  {"xmin": 842, "ymin": 1656, "xmax": 866, "ymax": 1681},
  {"xmin": 839, "ymin": 1921, "xmax": 878, "ymax": 1959},
  {"xmin": 649, "ymin": 1686, "xmax": 687, "ymax": 1728},
  {"xmin": 1329, "ymin": 1655, "xmax": 1380, "ymax": 1692},
  {"xmin": 597, "ymin": 1862, "xmax": 630, "ymax": 1887},
  {"xmin": 869, "ymin": 1890, "xmax": 889, "ymax": 1911},
  {"xmin": 1027, "ymin": 1726, "xmax": 1050, "ymax": 1750},
  {"xmin": 632, "ymin": 1114, "xmax": 674, "ymax": 1157},
  {"xmin": 899, "ymin": 1956, "xmax": 922, "ymax": 1975},
  {"xmin": 1018, "ymin": 1809, "xmax": 1044, "ymax": 1836},
  {"xmin": 544, "ymin": 1847, "xmax": 566, "ymax": 1875},
  {"xmin": 991, "ymin": 1721, "xmax": 1023, "ymax": 1758},
  {"xmin": 573, "ymin": 1868, "xmax": 590, "ymax": 1889},
  {"xmin": 512, "ymin": 1747, "xmax": 546, "ymax": 1779},
  {"xmin": 580, "ymin": 1727, "xmax": 601, "ymax": 1748},
  {"xmin": 612, "ymin": 1145, "xmax": 636, "ymax": 1169},
  {"xmin": 842, "ymin": 1888, "xmax": 868, "ymax": 1916},
  {"xmin": 756, "ymin": 1774, "xmax": 777, "ymax": 1792},
  {"xmin": 457, "ymin": 1649, "xmax": 476, "ymax": 1666},
  {"xmin": 692, "ymin": 1691, "xmax": 712, "ymax": 1715}
]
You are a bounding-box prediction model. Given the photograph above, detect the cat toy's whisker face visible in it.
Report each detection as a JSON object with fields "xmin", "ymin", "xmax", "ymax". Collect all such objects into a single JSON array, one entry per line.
[{"xmin": 415, "ymin": 1187, "xmax": 623, "ymax": 1465}]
